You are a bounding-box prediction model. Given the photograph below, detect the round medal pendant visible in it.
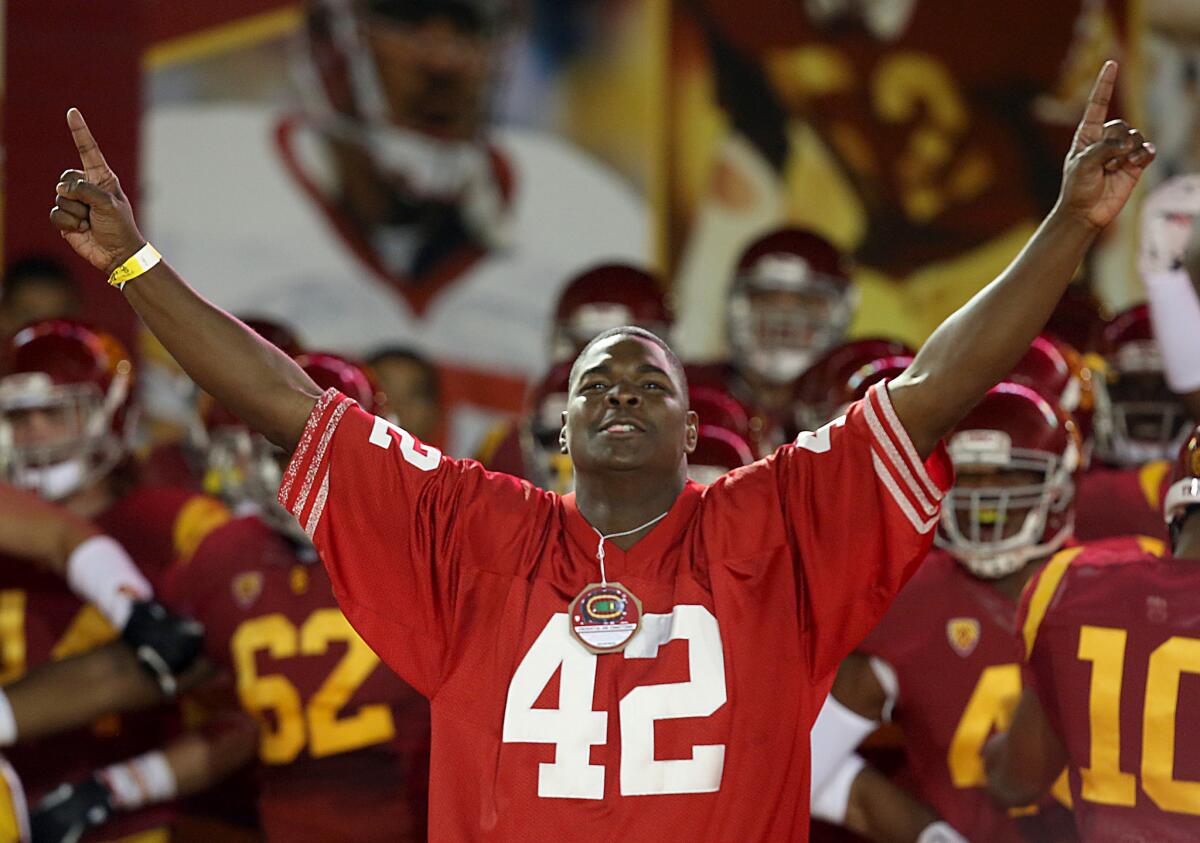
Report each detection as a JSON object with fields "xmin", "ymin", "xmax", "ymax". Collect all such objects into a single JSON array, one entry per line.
[{"xmin": 568, "ymin": 581, "xmax": 643, "ymax": 654}]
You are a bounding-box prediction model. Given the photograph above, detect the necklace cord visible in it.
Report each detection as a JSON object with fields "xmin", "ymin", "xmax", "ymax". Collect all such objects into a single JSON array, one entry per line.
[{"xmin": 592, "ymin": 510, "xmax": 670, "ymax": 585}]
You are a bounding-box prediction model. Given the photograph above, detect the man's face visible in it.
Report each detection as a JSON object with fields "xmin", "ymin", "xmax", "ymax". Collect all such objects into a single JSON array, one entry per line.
[
  {"xmin": 949, "ymin": 467, "xmax": 1045, "ymax": 543},
  {"xmin": 372, "ymin": 357, "xmax": 441, "ymax": 443},
  {"xmin": 6, "ymin": 403, "xmax": 79, "ymax": 451},
  {"xmin": 563, "ymin": 336, "xmax": 696, "ymax": 476},
  {"xmin": 365, "ymin": 7, "xmax": 495, "ymax": 140}
]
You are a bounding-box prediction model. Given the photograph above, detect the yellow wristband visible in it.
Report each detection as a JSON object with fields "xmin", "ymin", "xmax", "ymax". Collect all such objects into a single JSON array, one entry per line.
[{"xmin": 107, "ymin": 243, "xmax": 162, "ymax": 290}]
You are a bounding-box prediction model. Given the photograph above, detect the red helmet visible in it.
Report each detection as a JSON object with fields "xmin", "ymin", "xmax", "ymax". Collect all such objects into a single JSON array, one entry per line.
[
  {"xmin": 203, "ymin": 352, "xmax": 382, "ymax": 541},
  {"xmin": 792, "ymin": 338, "xmax": 912, "ymax": 433},
  {"xmin": 1093, "ymin": 305, "xmax": 1189, "ymax": 466},
  {"xmin": 519, "ymin": 362, "xmax": 573, "ymax": 494},
  {"xmin": 687, "ymin": 425, "xmax": 755, "ymax": 485},
  {"xmin": 834, "ymin": 354, "xmax": 915, "ymax": 414},
  {"xmin": 550, "ymin": 264, "xmax": 672, "ymax": 363},
  {"xmin": 1164, "ymin": 425, "xmax": 1200, "ymax": 550},
  {"xmin": 241, "ymin": 316, "xmax": 304, "ymax": 358},
  {"xmin": 0, "ymin": 319, "xmax": 134, "ymax": 499},
  {"xmin": 1009, "ymin": 335, "xmax": 1098, "ymax": 452},
  {"xmin": 296, "ymin": 352, "xmax": 387, "ymax": 416},
  {"xmin": 937, "ymin": 382, "xmax": 1081, "ymax": 579},
  {"xmin": 728, "ymin": 227, "xmax": 855, "ymax": 384}
]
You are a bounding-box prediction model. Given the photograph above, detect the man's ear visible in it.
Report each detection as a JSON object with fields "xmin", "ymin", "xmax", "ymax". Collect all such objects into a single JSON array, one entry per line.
[
  {"xmin": 684, "ymin": 410, "xmax": 699, "ymax": 454},
  {"xmin": 560, "ymin": 410, "xmax": 569, "ymax": 454}
]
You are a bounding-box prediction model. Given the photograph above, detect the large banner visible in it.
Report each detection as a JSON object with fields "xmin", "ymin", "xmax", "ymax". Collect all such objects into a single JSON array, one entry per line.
[
  {"xmin": 664, "ymin": 0, "xmax": 1137, "ymax": 357},
  {"xmin": 134, "ymin": 0, "xmax": 661, "ymax": 452}
]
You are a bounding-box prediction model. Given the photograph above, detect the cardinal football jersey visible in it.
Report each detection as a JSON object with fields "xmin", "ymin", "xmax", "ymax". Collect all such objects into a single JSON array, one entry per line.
[
  {"xmin": 1019, "ymin": 536, "xmax": 1200, "ymax": 841},
  {"xmin": 857, "ymin": 550, "xmax": 1074, "ymax": 843},
  {"xmin": 1074, "ymin": 462, "xmax": 1171, "ymax": 544},
  {"xmin": 278, "ymin": 380, "xmax": 951, "ymax": 841},
  {"xmin": 0, "ymin": 485, "xmax": 228, "ymax": 837},
  {"xmin": 161, "ymin": 516, "xmax": 430, "ymax": 843}
]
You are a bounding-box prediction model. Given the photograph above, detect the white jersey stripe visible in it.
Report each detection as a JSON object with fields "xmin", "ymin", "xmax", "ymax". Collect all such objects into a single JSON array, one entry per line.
[
  {"xmin": 872, "ymin": 381, "xmax": 943, "ymax": 502},
  {"xmin": 871, "ymin": 451, "xmax": 938, "ymax": 535},
  {"xmin": 863, "ymin": 387, "xmax": 938, "ymax": 517}
]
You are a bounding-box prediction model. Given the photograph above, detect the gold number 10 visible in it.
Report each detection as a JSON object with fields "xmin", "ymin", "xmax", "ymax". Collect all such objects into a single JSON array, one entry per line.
[{"xmin": 1078, "ymin": 625, "xmax": 1200, "ymax": 815}]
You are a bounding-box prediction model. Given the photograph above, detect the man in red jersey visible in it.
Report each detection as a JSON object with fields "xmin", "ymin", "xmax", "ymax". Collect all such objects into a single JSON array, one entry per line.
[
  {"xmin": 5, "ymin": 355, "xmax": 430, "ymax": 843},
  {"xmin": 49, "ymin": 60, "xmax": 1152, "ymax": 840},
  {"xmin": 809, "ymin": 384, "xmax": 1080, "ymax": 843},
  {"xmin": 985, "ymin": 425, "xmax": 1200, "ymax": 840}
]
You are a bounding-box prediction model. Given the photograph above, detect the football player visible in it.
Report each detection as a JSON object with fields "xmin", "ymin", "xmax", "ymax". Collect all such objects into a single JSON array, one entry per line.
[
  {"xmin": 809, "ymin": 384, "xmax": 1080, "ymax": 843},
  {"xmin": 141, "ymin": 0, "xmax": 649, "ymax": 454},
  {"xmin": 985, "ymin": 425, "xmax": 1200, "ymax": 840},
  {"xmin": 6, "ymin": 353, "xmax": 430, "ymax": 842},
  {"xmin": 0, "ymin": 320, "xmax": 223, "ymax": 837},
  {"xmin": 51, "ymin": 60, "xmax": 1153, "ymax": 840}
]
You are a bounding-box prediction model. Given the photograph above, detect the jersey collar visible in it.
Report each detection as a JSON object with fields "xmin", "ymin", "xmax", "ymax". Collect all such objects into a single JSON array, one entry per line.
[{"xmin": 560, "ymin": 481, "xmax": 704, "ymax": 582}]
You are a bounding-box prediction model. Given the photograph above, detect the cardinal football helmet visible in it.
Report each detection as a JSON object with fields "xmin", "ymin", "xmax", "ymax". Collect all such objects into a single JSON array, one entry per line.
[
  {"xmin": 519, "ymin": 362, "xmax": 573, "ymax": 494},
  {"xmin": 203, "ymin": 352, "xmax": 384, "ymax": 541},
  {"xmin": 728, "ymin": 228, "xmax": 856, "ymax": 385},
  {"xmin": 937, "ymin": 382, "xmax": 1081, "ymax": 579},
  {"xmin": 1093, "ymin": 305, "xmax": 1190, "ymax": 466},
  {"xmin": 550, "ymin": 264, "xmax": 672, "ymax": 364},
  {"xmin": 792, "ymin": 338, "xmax": 912, "ymax": 433},
  {"xmin": 1164, "ymin": 424, "xmax": 1200, "ymax": 551},
  {"xmin": 687, "ymin": 425, "xmax": 755, "ymax": 486},
  {"xmin": 0, "ymin": 320, "xmax": 135, "ymax": 500}
]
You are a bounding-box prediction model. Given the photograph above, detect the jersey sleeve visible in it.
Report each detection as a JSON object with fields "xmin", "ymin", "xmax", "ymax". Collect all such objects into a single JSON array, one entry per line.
[
  {"xmin": 277, "ymin": 389, "xmax": 546, "ymax": 697},
  {"xmin": 776, "ymin": 381, "xmax": 953, "ymax": 681}
]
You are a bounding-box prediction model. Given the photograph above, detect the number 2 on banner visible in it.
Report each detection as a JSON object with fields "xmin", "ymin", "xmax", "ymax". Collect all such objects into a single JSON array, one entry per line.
[{"xmin": 502, "ymin": 605, "xmax": 726, "ymax": 799}]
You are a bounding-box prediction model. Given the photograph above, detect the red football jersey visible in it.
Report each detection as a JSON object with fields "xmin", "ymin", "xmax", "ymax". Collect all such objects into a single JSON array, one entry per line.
[
  {"xmin": 161, "ymin": 516, "xmax": 430, "ymax": 843},
  {"xmin": 858, "ymin": 550, "xmax": 1074, "ymax": 842},
  {"xmin": 278, "ymin": 381, "xmax": 952, "ymax": 841},
  {"xmin": 1019, "ymin": 536, "xmax": 1200, "ymax": 841},
  {"xmin": 1074, "ymin": 462, "xmax": 1170, "ymax": 544},
  {"xmin": 0, "ymin": 485, "xmax": 228, "ymax": 837}
]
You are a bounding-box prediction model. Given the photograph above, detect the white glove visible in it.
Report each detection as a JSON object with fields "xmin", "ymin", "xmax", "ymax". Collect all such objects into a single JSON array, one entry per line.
[
  {"xmin": 1139, "ymin": 175, "xmax": 1200, "ymax": 277},
  {"xmin": 915, "ymin": 820, "xmax": 972, "ymax": 843}
]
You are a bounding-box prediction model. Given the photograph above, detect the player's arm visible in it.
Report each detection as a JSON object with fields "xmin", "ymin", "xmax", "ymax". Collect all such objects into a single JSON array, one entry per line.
[
  {"xmin": 888, "ymin": 62, "xmax": 1155, "ymax": 457},
  {"xmin": 30, "ymin": 712, "xmax": 257, "ymax": 843},
  {"xmin": 983, "ymin": 688, "xmax": 1067, "ymax": 808},
  {"xmin": 49, "ymin": 109, "xmax": 321, "ymax": 451},
  {"xmin": 835, "ymin": 763, "xmax": 970, "ymax": 843},
  {"xmin": 0, "ymin": 642, "xmax": 214, "ymax": 746}
]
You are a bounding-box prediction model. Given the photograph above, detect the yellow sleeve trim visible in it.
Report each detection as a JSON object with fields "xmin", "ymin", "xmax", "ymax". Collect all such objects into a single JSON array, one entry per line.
[
  {"xmin": 1138, "ymin": 460, "xmax": 1171, "ymax": 511},
  {"xmin": 1023, "ymin": 546, "xmax": 1085, "ymax": 659},
  {"xmin": 173, "ymin": 496, "xmax": 231, "ymax": 564}
]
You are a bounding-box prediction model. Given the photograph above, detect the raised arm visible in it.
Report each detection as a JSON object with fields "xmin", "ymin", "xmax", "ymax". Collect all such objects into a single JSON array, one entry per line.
[
  {"xmin": 889, "ymin": 62, "xmax": 1156, "ymax": 457},
  {"xmin": 49, "ymin": 109, "xmax": 320, "ymax": 451}
]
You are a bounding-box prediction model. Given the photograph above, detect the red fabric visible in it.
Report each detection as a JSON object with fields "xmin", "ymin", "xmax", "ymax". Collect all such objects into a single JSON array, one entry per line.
[
  {"xmin": 1020, "ymin": 537, "xmax": 1200, "ymax": 841},
  {"xmin": 279, "ymin": 382, "xmax": 951, "ymax": 841},
  {"xmin": 1074, "ymin": 465, "xmax": 1169, "ymax": 544},
  {"xmin": 3, "ymin": 0, "xmax": 140, "ymax": 352},
  {"xmin": 859, "ymin": 551, "xmax": 1074, "ymax": 842},
  {"xmin": 162, "ymin": 517, "xmax": 429, "ymax": 843}
]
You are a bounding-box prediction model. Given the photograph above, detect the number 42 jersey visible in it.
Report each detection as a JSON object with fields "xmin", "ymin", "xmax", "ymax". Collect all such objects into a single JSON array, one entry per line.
[{"xmin": 279, "ymin": 381, "xmax": 952, "ymax": 841}]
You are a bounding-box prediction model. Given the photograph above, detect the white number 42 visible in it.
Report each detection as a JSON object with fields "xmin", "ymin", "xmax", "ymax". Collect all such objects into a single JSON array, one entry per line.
[{"xmin": 502, "ymin": 604, "xmax": 727, "ymax": 799}]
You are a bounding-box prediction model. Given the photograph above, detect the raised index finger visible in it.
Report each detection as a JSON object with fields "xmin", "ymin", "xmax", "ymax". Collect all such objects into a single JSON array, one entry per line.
[
  {"xmin": 1074, "ymin": 61, "xmax": 1118, "ymax": 149},
  {"xmin": 66, "ymin": 108, "xmax": 113, "ymax": 185}
]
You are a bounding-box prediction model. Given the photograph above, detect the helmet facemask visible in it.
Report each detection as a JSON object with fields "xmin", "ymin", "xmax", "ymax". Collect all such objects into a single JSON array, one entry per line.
[
  {"xmin": 936, "ymin": 431, "xmax": 1075, "ymax": 579},
  {"xmin": 520, "ymin": 391, "xmax": 573, "ymax": 495},
  {"xmin": 0, "ymin": 371, "xmax": 129, "ymax": 501},
  {"xmin": 1093, "ymin": 362, "xmax": 1190, "ymax": 465}
]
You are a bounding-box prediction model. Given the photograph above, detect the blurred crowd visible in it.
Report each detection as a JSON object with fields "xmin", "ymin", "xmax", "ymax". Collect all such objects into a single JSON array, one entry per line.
[{"xmin": 2, "ymin": 0, "xmax": 1200, "ymax": 841}]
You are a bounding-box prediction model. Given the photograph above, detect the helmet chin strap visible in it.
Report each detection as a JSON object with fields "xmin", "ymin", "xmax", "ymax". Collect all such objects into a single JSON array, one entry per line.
[{"xmin": 14, "ymin": 458, "xmax": 88, "ymax": 502}]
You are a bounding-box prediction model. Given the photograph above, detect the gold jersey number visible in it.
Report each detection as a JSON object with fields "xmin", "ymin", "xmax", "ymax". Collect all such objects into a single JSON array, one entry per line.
[{"xmin": 231, "ymin": 609, "xmax": 396, "ymax": 764}]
